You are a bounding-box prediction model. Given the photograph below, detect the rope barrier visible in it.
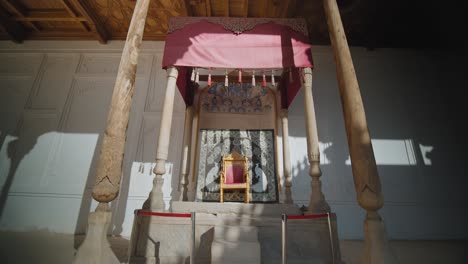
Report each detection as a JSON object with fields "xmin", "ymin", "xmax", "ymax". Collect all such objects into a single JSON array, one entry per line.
[
  {"xmin": 286, "ymin": 213, "xmax": 328, "ymax": 220},
  {"xmin": 136, "ymin": 210, "xmax": 191, "ymax": 218}
]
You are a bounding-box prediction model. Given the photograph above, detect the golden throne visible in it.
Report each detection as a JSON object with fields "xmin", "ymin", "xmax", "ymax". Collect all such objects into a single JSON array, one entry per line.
[{"xmin": 219, "ymin": 151, "xmax": 250, "ymax": 203}]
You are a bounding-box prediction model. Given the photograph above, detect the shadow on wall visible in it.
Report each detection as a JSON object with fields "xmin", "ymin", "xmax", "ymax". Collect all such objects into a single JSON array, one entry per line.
[
  {"xmin": 0, "ymin": 46, "xmax": 190, "ymax": 246},
  {"xmin": 285, "ymin": 49, "xmax": 468, "ymax": 240},
  {"xmin": 0, "ymin": 81, "xmax": 159, "ymax": 244}
]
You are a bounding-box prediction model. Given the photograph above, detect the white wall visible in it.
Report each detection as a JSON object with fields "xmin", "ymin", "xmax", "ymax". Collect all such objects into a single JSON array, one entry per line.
[{"xmin": 0, "ymin": 41, "xmax": 466, "ymax": 240}]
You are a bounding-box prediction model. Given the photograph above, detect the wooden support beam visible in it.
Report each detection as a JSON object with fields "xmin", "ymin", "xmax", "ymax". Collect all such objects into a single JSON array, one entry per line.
[
  {"xmin": 1, "ymin": 0, "xmax": 26, "ymax": 16},
  {"xmin": 223, "ymin": 0, "xmax": 229, "ymax": 16},
  {"xmin": 280, "ymin": 0, "xmax": 292, "ymax": 18},
  {"xmin": 183, "ymin": 0, "xmax": 192, "ymax": 16},
  {"xmin": 259, "ymin": 0, "xmax": 267, "ymax": 17},
  {"xmin": 0, "ymin": 6, "xmax": 25, "ymax": 43},
  {"xmin": 1, "ymin": 0, "xmax": 40, "ymax": 31},
  {"xmin": 13, "ymin": 16, "xmax": 87, "ymax": 22},
  {"xmin": 68, "ymin": 0, "xmax": 108, "ymax": 44},
  {"xmin": 205, "ymin": 0, "xmax": 211, "ymax": 16},
  {"xmin": 60, "ymin": 0, "xmax": 90, "ymax": 32},
  {"xmin": 242, "ymin": 0, "xmax": 248, "ymax": 17}
]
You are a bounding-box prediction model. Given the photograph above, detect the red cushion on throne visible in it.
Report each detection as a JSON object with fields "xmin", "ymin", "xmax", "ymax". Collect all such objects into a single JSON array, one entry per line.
[{"xmin": 225, "ymin": 165, "xmax": 244, "ymax": 184}]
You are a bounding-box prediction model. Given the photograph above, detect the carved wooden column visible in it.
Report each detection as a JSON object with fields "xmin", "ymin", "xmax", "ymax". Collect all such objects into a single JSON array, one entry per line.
[
  {"xmin": 323, "ymin": 0, "xmax": 398, "ymax": 263},
  {"xmin": 150, "ymin": 66, "xmax": 178, "ymax": 211},
  {"xmin": 303, "ymin": 67, "xmax": 330, "ymax": 214},
  {"xmin": 280, "ymin": 109, "xmax": 293, "ymax": 203},
  {"xmin": 73, "ymin": 0, "xmax": 151, "ymax": 263},
  {"xmin": 179, "ymin": 105, "xmax": 194, "ymax": 201}
]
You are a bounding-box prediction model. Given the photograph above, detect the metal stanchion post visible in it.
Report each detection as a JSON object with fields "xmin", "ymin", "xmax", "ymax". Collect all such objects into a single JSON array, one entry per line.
[
  {"xmin": 282, "ymin": 213, "xmax": 287, "ymax": 264},
  {"xmin": 327, "ymin": 212, "xmax": 335, "ymax": 264},
  {"xmin": 191, "ymin": 212, "xmax": 196, "ymax": 264}
]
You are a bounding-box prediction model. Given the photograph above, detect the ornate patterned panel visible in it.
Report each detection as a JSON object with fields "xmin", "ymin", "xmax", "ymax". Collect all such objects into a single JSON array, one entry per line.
[
  {"xmin": 195, "ymin": 129, "xmax": 278, "ymax": 203},
  {"xmin": 201, "ymin": 82, "xmax": 274, "ymax": 114}
]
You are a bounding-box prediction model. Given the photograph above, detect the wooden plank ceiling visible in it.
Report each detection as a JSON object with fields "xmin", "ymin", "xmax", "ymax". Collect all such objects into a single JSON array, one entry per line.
[
  {"xmin": 0, "ymin": 0, "xmax": 454, "ymax": 48},
  {"xmin": 0, "ymin": 0, "xmax": 338, "ymax": 44}
]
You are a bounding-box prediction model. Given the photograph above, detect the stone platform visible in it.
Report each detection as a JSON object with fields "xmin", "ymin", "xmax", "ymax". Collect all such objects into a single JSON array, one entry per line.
[{"xmin": 128, "ymin": 202, "xmax": 343, "ymax": 264}]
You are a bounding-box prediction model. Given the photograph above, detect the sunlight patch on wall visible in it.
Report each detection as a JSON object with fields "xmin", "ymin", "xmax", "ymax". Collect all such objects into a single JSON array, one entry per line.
[
  {"xmin": 287, "ymin": 136, "xmax": 428, "ymax": 167},
  {"xmin": 128, "ymin": 161, "xmax": 173, "ymax": 210},
  {"xmin": 288, "ymin": 136, "xmax": 333, "ymax": 179},
  {"xmin": 345, "ymin": 139, "xmax": 418, "ymax": 166}
]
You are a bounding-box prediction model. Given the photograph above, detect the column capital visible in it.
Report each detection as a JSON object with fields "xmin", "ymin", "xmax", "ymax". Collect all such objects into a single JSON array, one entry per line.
[
  {"xmin": 166, "ymin": 66, "xmax": 179, "ymax": 79},
  {"xmin": 302, "ymin": 67, "xmax": 312, "ymax": 88},
  {"xmin": 186, "ymin": 105, "xmax": 194, "ymax": 113},
  {"xmin": 303, "ymin": 67, "xmax": 313, "ymax": 75},
  {"xmin": 279, "ymin": 108, "xmax": 289, "ymax": 118}
]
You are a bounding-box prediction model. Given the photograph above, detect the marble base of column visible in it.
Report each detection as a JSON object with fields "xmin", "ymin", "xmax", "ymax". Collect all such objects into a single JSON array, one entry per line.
[
  {"xmin": 150, "ymin": 160, "xmax": 166, "ymax": 211},
  {"xmin": 187, "ymin": 182, "xmax": 196, "ymax": 202},
  {"xmin": 280, "ymin": 183, "xmax": 293, "ymax": 204},
  {"xmin": 306, "ymin": 159, "xmax": 330, "ymax": 214},
  {"xmin": 307, "ymin": 181, "xmax": 330, "ymax": 214},
  {"xmin": 73, "ymin": 204, "xmax": 119, "ymax": 264},
  {"xmin": 362, "ymin": 211, "xmax": 398, "ymax": 264},
  {"xmin": 179, "ymin": 175, "xmax": 188, "ymax": 201}
]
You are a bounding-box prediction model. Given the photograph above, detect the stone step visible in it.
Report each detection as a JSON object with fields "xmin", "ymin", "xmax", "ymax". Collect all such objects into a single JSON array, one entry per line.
[
  {"xmin": 213, "ymin": 226, "xmax": 259, "ymax": 242},
  {"xmin": 211, "ymin": 226, "xmax": 261, "ymax": 264}
]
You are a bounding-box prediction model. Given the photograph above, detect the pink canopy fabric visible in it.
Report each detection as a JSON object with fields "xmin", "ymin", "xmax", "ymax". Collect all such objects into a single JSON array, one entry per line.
[{"xmin": 162, "ymin": 17, "xmax": 314, "ymax": 108}]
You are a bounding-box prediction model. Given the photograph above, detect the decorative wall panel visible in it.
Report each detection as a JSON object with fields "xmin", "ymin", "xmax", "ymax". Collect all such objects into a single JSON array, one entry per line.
[
  {"xmin": 0, "ymin": 77, "xmax": 34, "ymax": 135},
  {"xmin": 196, "ymin": 129, "xmax": 278, "ymax": 203},
  {"xmin": 28, "ymin": 54, "xmax": 79, "ymax": 110},
  {"xmin": 201, "ymin": 82, "xmax": 274, "ymax": 114}
]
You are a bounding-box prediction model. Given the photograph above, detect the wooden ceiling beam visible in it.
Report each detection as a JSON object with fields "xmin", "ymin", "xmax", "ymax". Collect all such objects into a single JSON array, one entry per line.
[
  {"xmin": 1, "ymin": 0, "xmax": 40, "ymax": 31},
  {"xmin": 205, "ymin": 0, "xmax": 211, "ymax": 16},
  {"xmin": 259, "ymin": 0, "xmax": 267, "ymax": 17},
  {"xmin": 223, "ymin": 0, "xmax": 229, "ymax": 17},
  {"xmin": 183, "ymin": 0, "xmax": 193, "ymax": 16},
  {"xmin": 68, "ymin": 0, "xmax": 108, "ymax": 44},
  {"xmin": 0, "ymin": 6, "xmax": 25, "ymax": 43},
  {"xmin": 280, "ymin": 0, "xmax": 292, "ymax": 18},
  {"xmin": 13, "ymin": 16, "xmax": 87, "ymax": 22},
  {"xmin": 60, "ymin": 0, "xmax": 90, "ymax": 32},
  {"xmin": 1, "ymin": 0, "xmax": 26, "ymax": 16},
  {"xmin": 242, "ymin": 0, "xmax": 248, "ymax": 17}
]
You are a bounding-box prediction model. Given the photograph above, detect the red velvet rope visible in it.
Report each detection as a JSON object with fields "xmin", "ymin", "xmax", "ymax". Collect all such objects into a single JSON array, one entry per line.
[
  {"xmin": 286, "ymin": 213, "xmax": 328, "ymax": 220},
  {"xmin": 137, "ymin": 210, "xmax": 191, "ymax": 218}
]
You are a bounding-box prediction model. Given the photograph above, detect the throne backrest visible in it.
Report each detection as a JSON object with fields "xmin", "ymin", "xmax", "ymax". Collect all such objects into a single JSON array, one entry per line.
[{"xmin": 222, "ymin": 151, "xmax": 248, "ymax": 184}]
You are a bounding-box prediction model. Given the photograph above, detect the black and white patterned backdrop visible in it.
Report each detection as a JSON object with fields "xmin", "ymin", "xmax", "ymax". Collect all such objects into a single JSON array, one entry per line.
[{"xmin": 195, "ymin": 129, "xmax": 278, "ymax": 202}]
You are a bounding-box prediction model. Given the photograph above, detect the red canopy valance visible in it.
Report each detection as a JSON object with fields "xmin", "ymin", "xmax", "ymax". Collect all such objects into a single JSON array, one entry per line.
[{"xmin": 162, "ymin": 17, "xmax": 314, "ymax": 108}]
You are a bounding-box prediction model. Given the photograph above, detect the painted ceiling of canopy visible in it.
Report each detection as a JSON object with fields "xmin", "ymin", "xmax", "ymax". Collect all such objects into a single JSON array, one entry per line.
[{"xmin": 0, "ymin": 0, "xmax": 460, "ymax": 48}]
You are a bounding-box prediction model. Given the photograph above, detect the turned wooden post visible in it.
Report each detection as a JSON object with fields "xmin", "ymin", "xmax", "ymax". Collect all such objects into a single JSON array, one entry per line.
[
  {"xmin": 150, "ymin": 66, "xmax": 178, "ymax": 211},
  {"xmin": 303, "ymin": 67, "xmax": 330, "ymax": 214},
  {"xmin": 323, "ymin": 0, "xmax": 398, "ymax": 263},
  {"xmin": 74, "ymin": 0, "xmax": 152, "ymax": 263},
  {"xmin": 280, "ymin": 109, "xmax": 293, "ymax": 204},
  {"xmin": 179, "ymin": 105, "xmax": 194, "ymax": 201}
]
